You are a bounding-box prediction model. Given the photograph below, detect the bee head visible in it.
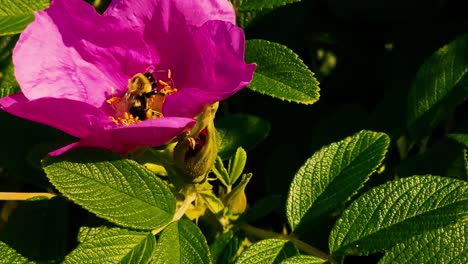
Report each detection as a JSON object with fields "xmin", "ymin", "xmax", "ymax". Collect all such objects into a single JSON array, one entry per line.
[{"xmin": 144, "ymin": 72, "xmax": 158, "ymax": 90}]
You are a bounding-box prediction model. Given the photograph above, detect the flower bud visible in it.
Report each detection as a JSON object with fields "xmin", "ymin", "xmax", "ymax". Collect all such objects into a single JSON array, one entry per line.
[{"xmin": 173, "ymin": 104, "xmax": 218, "ymax": 182}]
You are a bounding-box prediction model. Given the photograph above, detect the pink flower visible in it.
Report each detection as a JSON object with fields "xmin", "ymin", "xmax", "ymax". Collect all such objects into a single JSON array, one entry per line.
[{"xmin": 0, "ymin": 0, "xmax": 255, "ymax": 155}]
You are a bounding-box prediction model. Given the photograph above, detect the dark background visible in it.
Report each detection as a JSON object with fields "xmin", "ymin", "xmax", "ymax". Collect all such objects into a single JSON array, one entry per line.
[{"xmin": 0, "ymin": 0, "xmax": 467, "ymax": 262}]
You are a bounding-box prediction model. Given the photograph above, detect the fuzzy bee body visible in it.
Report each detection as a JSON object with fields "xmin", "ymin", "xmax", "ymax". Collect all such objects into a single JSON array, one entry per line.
[{"xmin": 126, "ymin": 72, "xmax": 159, "ymax": 120}]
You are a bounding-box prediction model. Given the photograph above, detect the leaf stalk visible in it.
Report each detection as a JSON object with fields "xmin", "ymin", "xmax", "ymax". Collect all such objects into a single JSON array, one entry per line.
[{"xmin": 0, "ymin": 192, "xmax": 55, "ymax": 200}]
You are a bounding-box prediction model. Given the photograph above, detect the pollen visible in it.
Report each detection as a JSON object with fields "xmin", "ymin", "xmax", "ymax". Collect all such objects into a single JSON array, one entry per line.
[{"xmin": 106, "ymin": 68, "xmax": 177, "ymax": 126}]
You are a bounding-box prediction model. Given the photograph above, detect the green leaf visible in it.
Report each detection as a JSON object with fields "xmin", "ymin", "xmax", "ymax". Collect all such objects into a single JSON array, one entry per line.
[
  {"xmin": 0, "ymin": 241, "xmax": 32, "ymax": 264},
  {"xmin": 43, "ymin": 149, "xmax": 176, "ymax": 230},
  {"xmin": 379, "ymin": 222, "xmax": 467, "ymax": 264},
  {"xmin": 213, "ymin": 156, "xmax": 231, "ymax": 187},
  {"xmin": 228, "ymin": 147, "xmax": 247, "ymax": 185},
  {"xmin": 238, "ymin": 0, "xmax": 300, "ymax": 11},
  {"xmin": 449, "ymin": 133, "xmax": 468, "ymax": 147},
  {"xmin": 210, "ymin": 230, "xmax": 236, "ymax": 264},
  {"xmin": 245, "ymin": 39, "xmax": 320, "ymax": 104},
  {"xmin": 0, "ymin": 0, "xmax": 50, "ymax": 36},
  {"xmin": 64, "ymin": 228, "xmax": 155, "ymax": 264},
  {"xmin": 286, "ymin": 130, "xmax": 390, "ymax": 232},
  {"xmin": 0, "ymin": 59, "xmax": 20, "ymax": 97},
  {"xmin": 211, "ymin": 231, "xmax": 244, "ymax": 264},
  {"xmin": 154, "ymin": 219, "xmax": 211, "ymax": 264},
  {"xmin": 329, "ymin": 175, "xmax": 468, "ymax": 258},
  {"xmin": 216, "ymin": 114, "xmax": 270, "ymax": 160},
  {"xmin": 236, "ymin": 239, "xmax": 299, "ymax": 264},
  {"xmin": 237, "ymin": 9, "xmax": 271, "ymax": 29},
  {"xmin": 0, "ymin": 35, "xmax": 20, "ymax": 97},
  {"xmin": 280, "ymin": 255, "xmax": 326, "ymax": 264},
  {"xmin": 199, "ymin": 190, "xmax": 225, "ymax": 214},
  {"xmin": 77, "ymin": 226, "xmax": 110, "ymax": 244},
  {"xmin": 407, "ymin": 33, "xmax": 468, "ymax": 140}
]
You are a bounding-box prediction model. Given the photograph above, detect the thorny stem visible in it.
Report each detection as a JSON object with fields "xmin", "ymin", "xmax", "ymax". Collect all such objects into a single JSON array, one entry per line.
[
  {"xmin": 239, "ymin": 223, "xmax": 335, "ymax": 263},
  {"xmin": 0, "ymin": 192, "xmax": 56, "ymax": 200},
  {"xmin": 151, "ymin": 192, "xmax": 197, "ymax": 235}
]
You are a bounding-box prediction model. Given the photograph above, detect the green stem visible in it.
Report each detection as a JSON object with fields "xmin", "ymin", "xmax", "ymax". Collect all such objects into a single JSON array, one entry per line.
[
  {"xmin": 0, "ymin": 192, "xmax": 56, "ymax": 200},
  {"xmin": 173, "ymin": 193, "xmax": 197, "ymax": 221},
  {"xmin": 239, "ymin": 223, "xmax": 334, "ymax": 263},
  {"xmin": 152, "ymin": 193, "xmax": 197, "ymax": 235}
]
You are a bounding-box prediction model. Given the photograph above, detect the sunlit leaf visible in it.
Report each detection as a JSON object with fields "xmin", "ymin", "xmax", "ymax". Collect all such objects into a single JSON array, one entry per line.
[
  {"xmin": 245, "ymin": 39, "xmax": 320, "ymax": 104},
  {"xmin": 228, "ymin": 147, "xmax": 247, "ymax": 185},
  {"xmin": 213, "ymin": 156, "xmax": 230, "ymax": 187},
  {"xmin": 286, "ymin": 130, "xmax": 390, "ymax": 232},
  {"xmin": 43, "ymin": 149, "xmax": 176, "ymax": 230},
  {"xmin": 0, "ymin": 0, "xmax": 50, "ymax": 36},
  {"xmin": 0, "ymin": 241, "xmax": 32, "ymax": 264},
  {"xmin": 76, "ymin": 226, "xmax": 109, "ymax": 244},
  {"xmin": 199, "ymin": 190, "xmax": 225, "ymax": 214},
  {"xmin": 281, "ymin": 255, "xmax": 326, "ymax": 264},
  {"xmin": 236, "ymin": 239, "xmax": 299, "ymax": 264},
  {"xmin": 64, "ymin": 228, "xmax": 155, "ymax": 264},
  {"xmin": 329, "ymin": 176, "xmax": 468, "ymax": 258},
  {"xmin": 379, "ymin": 222, "xmax": 467, "ymax": 264},
  {"xmin": 154, "ymin": 219, "xmax": 211, "ymax": 264}
]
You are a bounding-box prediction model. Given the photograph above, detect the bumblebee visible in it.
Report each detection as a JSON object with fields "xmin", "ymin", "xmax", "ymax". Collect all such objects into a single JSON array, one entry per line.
[{"xmin": 126, "ymin": 72, "xmax": 159, "ymax": 120}]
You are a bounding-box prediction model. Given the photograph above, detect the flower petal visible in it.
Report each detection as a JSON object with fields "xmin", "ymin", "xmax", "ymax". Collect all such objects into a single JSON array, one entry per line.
[
  {"xmin": 105, "ymin": 0, "xmax": 235, "ymax": 31},
  {"xmin": 48, "ymin": 117, "xmax": 195, "ymax": 156},
  {"xmin": 162, "ymin": 21, "xmax": 256, "ymax": 118},
  {"xmin": 105, "ymin": 1, "xmax": 253, "ymax": 118},
  {"xmin": 0, "ymin": 93, "xmax": 113, "ymax": 138},
  {"xmin": 14, "ymin": 0, "xmax": 152, "ymax": 107}
]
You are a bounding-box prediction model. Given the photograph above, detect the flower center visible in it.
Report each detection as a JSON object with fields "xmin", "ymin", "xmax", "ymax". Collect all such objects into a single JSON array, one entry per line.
[{"xmin": 106, "ymin": 68, "xmax": 177, "ymax": 125}]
